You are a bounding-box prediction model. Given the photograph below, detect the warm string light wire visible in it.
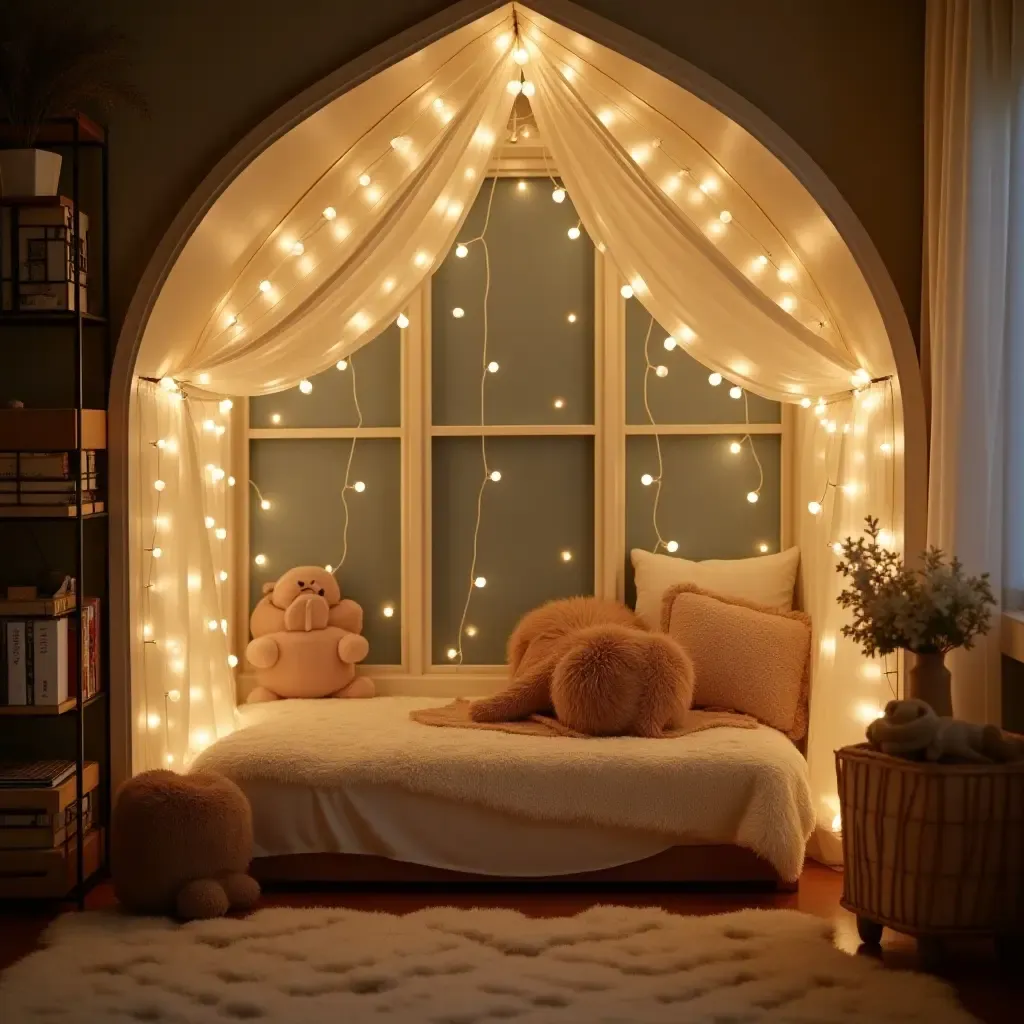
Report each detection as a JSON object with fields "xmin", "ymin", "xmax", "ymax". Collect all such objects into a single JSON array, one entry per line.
[
  {"xmin": 517, "ymin": 14, "xmax": 838, "ymax": 336},
  {"xmin": 328, "ymin": 353, "xmax": 365, "ymax": 574},
  {"xmin": 196, "ymin": 26, "xmax": 516, "ymax": 360},
  {"xmin": 739, "ymin": 391, "xmax": 765, "ymax": 504},
  {"xmin": 453, "ymin": 173, "xmax": 501, "ymax": 664},
  {"xmin": 640, "ymin": 315, "xmax": 669, "ymax": 553}
]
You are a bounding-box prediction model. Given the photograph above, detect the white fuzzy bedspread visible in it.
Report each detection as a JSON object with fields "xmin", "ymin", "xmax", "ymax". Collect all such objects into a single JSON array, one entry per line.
[{"xmin": 193, "ymin": 697, "xmax": 815, "ymax": 880}]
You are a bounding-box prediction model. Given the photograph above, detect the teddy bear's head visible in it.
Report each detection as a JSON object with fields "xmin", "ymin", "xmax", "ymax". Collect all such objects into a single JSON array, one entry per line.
[
  {"xmin": 265, "ymin": 566, "xmax": 341, "ymax": 610},
  {"xmin": 882, "ymin": 698, "xmax": 935, "ymax": 726}
]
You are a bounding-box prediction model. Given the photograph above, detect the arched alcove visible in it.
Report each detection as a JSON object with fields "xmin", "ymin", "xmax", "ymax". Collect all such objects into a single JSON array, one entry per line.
[{"xmin": 108, "ymin": 0, "xmax": 926, "ymax": 863}]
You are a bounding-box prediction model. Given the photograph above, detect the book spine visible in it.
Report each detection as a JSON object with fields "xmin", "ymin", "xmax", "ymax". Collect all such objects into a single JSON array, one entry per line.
[
  {"xmin": 34, "ymin": 618, "xmax": 69, "ymax": 705},
  {"xmin": 0, "ymin": 621, "xmax": 6, "ymax": 704},
  {"xmin": 81, "ymin": 607, "xmax": 90, "ymax": 699},
  {"xmin": 91, "ymin": 599, "xmax": 100, "ymax": 697},
  {"xmin": 5, "ymin": 622, "xmax": 26, "ymax": 705},
  {"xmin": 24, "ymin": 620, "xmax": 34, "ymax": 704}
]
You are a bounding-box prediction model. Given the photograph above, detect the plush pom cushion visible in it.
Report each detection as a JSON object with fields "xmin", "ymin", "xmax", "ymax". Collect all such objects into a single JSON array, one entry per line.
[
  {"xmin": 660, "ymin": 583, "xmax": 811, "ymax": 740},
  {"xmin": 631, "ymin": 546, "xmax": 800, "ymax": 629}
]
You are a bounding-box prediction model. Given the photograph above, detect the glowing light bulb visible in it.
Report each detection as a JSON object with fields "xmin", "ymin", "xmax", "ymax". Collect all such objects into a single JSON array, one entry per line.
[
  {"xmin": 688, "ymin": 188, "xmax": 706, "ymax": 205},
  {"xmin": 298, "ymin": 379, "xmax": 313, "ymax": 394},
  {"xmin": 857, "ymin": 702, "xmax": 885, "ymax": 725},
  {"xmin": 167, "ymin": 688, "xmax": 181, "ymax": 703},
  {"xmin": 746, "ymin": 491, "xmax": 760, "ymax": 504},
  {"xmin": 474, "ymin": 576, "xmax": 488, "ymax": 589},
  {"xmin": 219, "ymin": 399, "xmax": 233, "ymax": 414},
  {"xmin": 143, "ymin": 622, "xmax": 153, "ymax": 640},
  {"xmin": 336, "ymin": 359, "xmax": 348, "ymax": 371},
  {"xmin": 513, "ymin": 46, "xmax": 529, "ymax": 65},
  {"xmin": 551, "ymin": 187, "xmax": 566, "ymax": 204},
  {"xmin": 358, "ymin": 173, "xmax": 371, "ymax": 187},
  {"xmin": 597, "ymin": 109, "xmax": 614, "ymax": 126},
  {"xmin": 708, "ymin": 373, "xmax": 722, "ymax": 387},
  {"xmin": 215, "ymin": 527, "xmax": 226, "ymax": 540},
  {"xmin": 465, "ymin": 625, "xmax": 478, "ymax": 637},
  {"xmin": 154, "ymin": 479, "xmax": 165, "ymax": 492},
  {"xmin": 147, "ymin": 713, "xmax": 161, "ymax": 729},
  {"xmin": 620, "ymin": 284, "xmax": 633, "ymax": 299},
  {"xmin": 351, "ymin": 480, "xmax": 366, "ymax": 493},
  {"xmin": 522, "ymin": 81, "xmax": 536, "ymax": 97},
  {"xmin": 560, "ymin": 550, "xmax": 573, "ymax": 562},
  {"xmin": 156, "ymin": 438, "xmax": 167, "ymax": 449},
  {"xmin": 323, "ymin": 206, "xmax": 337, "ymax": 220},
  {"xmin": 630, "ymin": 146, "xmax": 649, "ymax": 164},
  {"xmin": 212, "ymin": 467, "xmax": 225, "ymax": 482},
  {"xmin": 202, "ymin": 419, "xmax": 215, "ymax": 432},
  {"xmin": 832, "ymin": 813, "xmax": 842, "ymax": 834},
  {"xmin": 271, "ymin": 414, "xmax": 281, "ymax": 424},
  {"xmin": 879, "ymin": 442, "xmax": 893, "ymax": 455},
  {"xmin": 152, "ymin": 546, "xmax": 163, "ymax": 559},
  {"xmin": 224, "ymin": 313, "xmax": 237, "ymax": 328},
  {"xmin": 751, "ymin": 255, "xmax": 768, "ymax": 274},
  {"xmin": 779, "ymin": 295, "xmax": 797, "ymax": 312},
  {"xmin": 567, "ymin": 226, "xmax": 581, "ymax": 240},
  {"xmin": 850, "ymin": 369, "xmax": 872, "ymax": 389},
  {"xmin": 159, "ymin": 376, "xmax": 176, "ymax": 391},
  {"xmin": 192, "ymin": 730, "xmax": 211, "ymax": 750},
  {"xmin": 515, "ymin": 180, "xmax": 529, "ymax": 195},
  {"xmin": 447, "ymin": 647, "xmax": 458, "ymax": 660},
  {"xmin": 759, "ymin": 543, "xmax": 769, "ymax": 553},
  {"xmin": 719, "ymin": 210, "xmax": 733, "ymax": 223},
  {"xmin": 197, "ymin": 373, "xmax": 210, "ymax": 387},
  {"xmin": 800, "ymin": 397, "xmax": 812, "ymax": 408},
  {"xmin": 729, "ymin": 441, "xmax": 742, "ymax": 454},
  {"xmin": 665, "ymin": 540, "xmax": 679, "ymax": 553},
  {"xmin": 808, "ymin": 501, "xmax": 823, "ymax": 515},
  {"xmin": 832, "ymin": 542, "xmax": 843, "ymax": 555},
  {"xmin": 414, "ymin": 251, "xmax": 429, "ymax": 267},
  {"xmin": 205, "ymin": 516, "xmax": 215, "ymax": 529},
  {"xmin": 825, "ymin": 420, "xmax": 838, "ymax": 434},
  {"xmin": 254, "ymin": 553, "xmax": 267, "ymax": 566},
  {"xmin": 394, "ymin": 313, "xmax": 410, "ymax": 331},
  {"xmin": 324, "ymin": 564, "xmax": 333, "ymax": 574},
  {"xmin": 641, "ymin": 473, "xmax": 654, "ymax": 486},
  {"xmin": 663, "ymin": 337, "xmax": 677, "ymax": 351},
  {"xmin": 507, "ymin": 79, "xmax": 523, "ymax": 95},
  {"xmin": 567, "ymin": 313, "xmax": 577, "ymax": 323},
  {"xmin": 487, "ymin": 361, "xmax": 499, "ymax": 373},
  {"xmin": 878, "ymin": 530, "xmax": 895, "ymax": 547},
  {"xmin": 383, "ymin": 605, "xmax": 395, "ymax": 618},
  {"xmin": 489, "ymin": 470, "xmax": 502, "ymax": 482},
  {"xmin": 455, "ymin": 243, "xmax": 469, "ymax": 258},
  {"xmin": 553, "ymin": 398, "xmax": 565, "ymax": 409},
  {"xmin": 219, "ymin": 570, "xmax": 228, "ymax": 582},
  {"xmin": 699, "ymin": 176, "xmax": 719, "ymax": 194},
  {"xmin": 260, "ymin": 499, "xmax": 271, "ymax": 511},
  {"xmin": 290, "ymin": 241, "xmax": 305, "ymax": 257},
  {"xmin": 227, "ymin": 654, "xmax": 239, "ymax": 669},
  {"xmin": 452, "ymin": 307, "xmax": 465, "ymax": 318},
  {"xmin": 207, "ymin": 619, "xmax": 218, "ymax": 632},
  {"xmin": 258, "ymin": 279, "xmax": 271, "ymax": 294},
  {"xmin": 729, "ymin": 386, "xmax": 742, "ymax": 399},
  {"xmin": 649, "ymin": 364, "xmax": 666, "ymax": 379},
  {"xmin": 777, "ymin": 265, "xmax": 797, "ymax": 283}
]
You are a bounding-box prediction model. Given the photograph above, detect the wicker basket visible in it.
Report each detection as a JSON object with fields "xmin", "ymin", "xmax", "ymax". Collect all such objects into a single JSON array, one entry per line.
[{"xmin": 836, "ymin": 744, "xmax": 1024, "ymax": 944}]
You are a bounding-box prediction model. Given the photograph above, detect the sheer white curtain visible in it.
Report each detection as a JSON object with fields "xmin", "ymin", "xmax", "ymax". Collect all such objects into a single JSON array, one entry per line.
[
  {"xmin": 131, "ymin": 2, "xmax": 904, "ymax": 836},
  {"xmin": 924, "ymin": 0, "xmax": 1024, "ymax": 724}
]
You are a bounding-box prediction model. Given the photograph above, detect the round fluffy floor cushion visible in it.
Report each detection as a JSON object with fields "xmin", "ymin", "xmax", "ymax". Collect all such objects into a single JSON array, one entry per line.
[
  {"xmin": 111, "ymin": 770, "xmax": 260, "ymax": 919},
  {"xmin": 0, "ymin": 906, "xmax": 977, "ymax": 1023}
]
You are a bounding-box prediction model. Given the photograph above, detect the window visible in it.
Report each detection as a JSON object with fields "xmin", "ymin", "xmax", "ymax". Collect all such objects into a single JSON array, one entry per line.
[{"xmin": 241, "ymin": 168, "xmax": 786, "ymax": 685}]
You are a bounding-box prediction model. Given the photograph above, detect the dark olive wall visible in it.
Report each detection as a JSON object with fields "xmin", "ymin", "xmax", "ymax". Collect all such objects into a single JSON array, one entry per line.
[{"xmin": 91, "ymin": 0, "xmax": 925, "ymax": 348}]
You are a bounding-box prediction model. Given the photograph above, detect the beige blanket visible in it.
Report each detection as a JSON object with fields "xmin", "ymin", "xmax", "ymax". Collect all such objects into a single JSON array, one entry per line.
[{"xmin": 411, "ymin": 699, "xmax": 756, "ymax": 738}]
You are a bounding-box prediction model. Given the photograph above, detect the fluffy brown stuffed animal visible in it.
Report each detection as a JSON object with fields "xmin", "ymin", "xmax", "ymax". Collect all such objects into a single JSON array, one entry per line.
[
  {"xmin": 246, "ymin": 565, "xmax": 374, "ymax": 702},
  {"xmin": 470, "ymin": 596, "xmax": 694, "ymax": 737},
  {"xmin": 866, "ymin": 698, "xmax": 1024, "ymax": 763},
  {"xmin": 112, "ymin": 770, "xmax": 260, "ymax": 920}
]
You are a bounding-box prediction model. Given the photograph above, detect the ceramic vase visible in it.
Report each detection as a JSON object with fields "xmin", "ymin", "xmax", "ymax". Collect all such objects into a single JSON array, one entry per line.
[
  {"xmin": 0, "ymin": 149, "xmax": 62, "ymax": 196},
  {"xmin": 908, "ymin": 650, "xmax": 952, "ymax": 717}
]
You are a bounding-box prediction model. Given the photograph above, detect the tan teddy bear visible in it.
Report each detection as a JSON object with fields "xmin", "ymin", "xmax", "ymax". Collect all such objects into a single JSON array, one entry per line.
[{"xmin": 245, "ymin": 565, "xmax": 374, "ymax": 702}]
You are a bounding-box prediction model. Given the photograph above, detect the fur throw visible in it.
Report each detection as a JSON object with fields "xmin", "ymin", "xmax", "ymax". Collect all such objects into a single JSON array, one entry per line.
[
  {"xmin": 866, "ymin": 699, "xmax": 1024, "ymax": 763},
  {"xmin": 469, "ymin": 597, "xmax": 695, "ymax": 737}
]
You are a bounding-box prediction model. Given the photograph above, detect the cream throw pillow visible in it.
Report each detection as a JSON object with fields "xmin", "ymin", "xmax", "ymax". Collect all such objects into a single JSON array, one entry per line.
[
  {"xmin": 660, "ymin": 583, "xmax": 811, "ymax": 740},
  {"xmin": 631, "ymin": 546, "xmax": 800, "ymax": 629}
]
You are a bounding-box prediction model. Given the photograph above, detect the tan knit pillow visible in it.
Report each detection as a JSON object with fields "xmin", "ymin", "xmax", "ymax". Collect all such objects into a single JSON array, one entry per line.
[{"xmin": 660, "ymin": 583, "xmax": 811, "ymax": 740}]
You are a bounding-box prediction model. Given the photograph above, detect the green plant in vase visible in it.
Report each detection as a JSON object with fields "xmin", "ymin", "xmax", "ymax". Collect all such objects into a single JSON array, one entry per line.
[{"xmin": 834, "ymin": 516, "xmax": 995, "ymax": 716}]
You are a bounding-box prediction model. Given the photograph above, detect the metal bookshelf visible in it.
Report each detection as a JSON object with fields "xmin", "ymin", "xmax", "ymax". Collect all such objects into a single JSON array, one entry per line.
[{"xmin": 0, "ymin": 115, "xmax": 110, "ymax": 909}]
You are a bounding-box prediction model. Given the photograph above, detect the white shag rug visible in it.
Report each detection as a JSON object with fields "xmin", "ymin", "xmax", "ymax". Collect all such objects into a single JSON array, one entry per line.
[{"xmin": 0, "ymin": 905, "xmax": 977, "ymax": 1023}]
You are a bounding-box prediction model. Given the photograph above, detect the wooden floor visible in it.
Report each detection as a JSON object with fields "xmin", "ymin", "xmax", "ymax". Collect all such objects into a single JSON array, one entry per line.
[{"xmin": 0, "ymin": 864, "xmax": 1019, "ymax": 1021}]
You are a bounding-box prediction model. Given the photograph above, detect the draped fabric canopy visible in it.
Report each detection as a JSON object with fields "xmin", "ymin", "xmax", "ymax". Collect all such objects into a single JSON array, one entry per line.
[{"xmin": 129, "ymin": 2, "xmax": 909, "ymax": 863}]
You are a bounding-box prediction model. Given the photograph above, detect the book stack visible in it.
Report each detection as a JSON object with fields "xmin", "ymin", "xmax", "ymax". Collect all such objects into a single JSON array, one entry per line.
[
  {"xmin": 0, "ymin": 450, "xmax": 100, "ymax": 507},
  {"xmin": 0, "ymin": 586, "xmax": 100, "ymax": 708},
  {"xmin": 0, "ymin": 760, "xmax": 102, "ymax": 898}
]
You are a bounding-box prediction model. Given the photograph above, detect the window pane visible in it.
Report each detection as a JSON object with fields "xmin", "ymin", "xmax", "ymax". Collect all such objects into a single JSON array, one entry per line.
[
  {"xmin": 432, "ymin": 177, "xmax": 594, "ymax": 425},
  {"xmin": 625, "ymin": 304, "xmax": 780, "ymax": 425},
  {"xmin": 249, "ymin": 325, "xmax": 401, "ymax": 428},
  {"xmin": 249, "ymin": 438, "xmax": 402, "ymax": 664},
  {"xmin": 624, "ymin": 434, "xmax": 782, "ymax": 608},
  {"xmin": 432, "ymin": 436, "xmax": 594, "ymax": 664}
]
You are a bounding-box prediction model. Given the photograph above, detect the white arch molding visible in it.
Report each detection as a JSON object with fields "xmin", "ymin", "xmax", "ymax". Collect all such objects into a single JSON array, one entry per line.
[{"xmin": 108, "ymin": 0, "xmax": 926, "ymax": 836}]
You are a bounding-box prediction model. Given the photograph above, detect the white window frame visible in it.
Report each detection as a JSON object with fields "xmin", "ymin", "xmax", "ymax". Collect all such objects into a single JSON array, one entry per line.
[{"xmin": 233, "ymin": 153, "xmax": 790, "ymax": 698}]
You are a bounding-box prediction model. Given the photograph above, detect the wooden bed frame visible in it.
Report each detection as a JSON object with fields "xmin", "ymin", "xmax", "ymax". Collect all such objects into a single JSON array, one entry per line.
[{"xmin": 251, "ymin": 845, "xmax": 797, "ymax": 891}]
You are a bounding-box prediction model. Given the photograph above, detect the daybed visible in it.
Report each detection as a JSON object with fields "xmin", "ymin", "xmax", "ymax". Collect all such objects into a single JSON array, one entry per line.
[{"xmin": 192, "ymin": 696, "xmax": 815, "ymax": 887}]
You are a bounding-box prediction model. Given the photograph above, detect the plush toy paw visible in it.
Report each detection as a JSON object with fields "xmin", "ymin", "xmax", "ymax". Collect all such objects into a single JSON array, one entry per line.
[
  {"xmin": 246, "ymin": 635, "xmax": 280, "ymax": 669},
  {"xmin": 219, "ymin": 871, "xmax": 261, "ymax": 910},
  {"xmin": 333, "ymin": 675, "xmax": 375, "ymax": 699},
  {"xmin": 338, "ymin": 633, "xmax": 370, "ymax": 664},
  {"xmin": 284, "ymin": 592, "xmax": 330, "ymax": 632},
  {"xmin": 176, "ymin": 878, "xmax": 230, "ymax": 920},
  {"xmin": 246, "ymin": 685, "xmax": 280, "ymax": 704}
]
